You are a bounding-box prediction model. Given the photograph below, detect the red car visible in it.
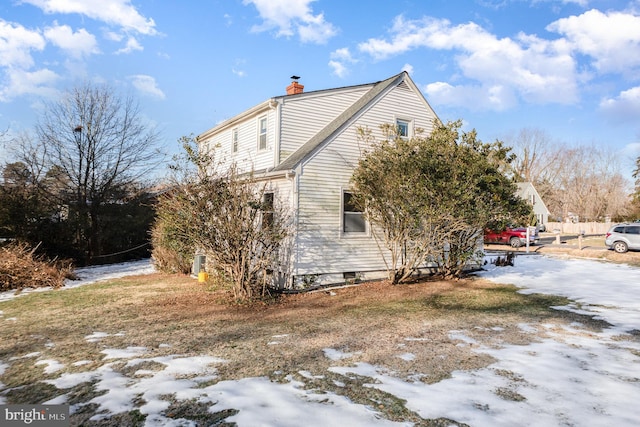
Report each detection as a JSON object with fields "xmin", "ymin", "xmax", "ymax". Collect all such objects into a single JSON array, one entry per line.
[{"xmin": 484, "ymin": 226, "xmax": 539, "ymax": 248}]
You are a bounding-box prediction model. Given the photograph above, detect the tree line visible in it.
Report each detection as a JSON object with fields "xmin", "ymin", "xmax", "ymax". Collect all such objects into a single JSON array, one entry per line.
[
  {"xmin": 505, "ymin": 128, "xmax": 636, "ymax": 222},
  {"xmin": 0, "ymin": 83, "xmax": 162, "ymax": 265}
]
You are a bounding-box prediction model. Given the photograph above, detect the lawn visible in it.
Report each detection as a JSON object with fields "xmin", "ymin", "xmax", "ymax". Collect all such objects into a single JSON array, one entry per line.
[{"xmin": 0, "ymin": 269, "xmax": 608, "ymax": 426}]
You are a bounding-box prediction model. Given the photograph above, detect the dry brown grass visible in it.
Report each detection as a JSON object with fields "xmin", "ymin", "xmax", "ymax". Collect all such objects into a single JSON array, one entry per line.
[
  {"xmin": 0, "ymin": 266, "xmax": 617, "ymax": 425},
  {"xmin": 0, "ymin": 271, "xmax": 607, "ymax": 393}
]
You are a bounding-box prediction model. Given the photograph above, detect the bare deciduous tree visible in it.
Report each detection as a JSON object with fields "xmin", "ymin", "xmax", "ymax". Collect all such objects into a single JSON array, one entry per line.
[
  {"xmin": 506, "ymin": 128, "xmax": 632, "ymax": 221},
  {"xmin": 12, "ymin": 83, "xmax": 163, "ymax": 263},
  {"xmin": 152, "ymin": 136, "xmax": 293, "ymax": 300}
]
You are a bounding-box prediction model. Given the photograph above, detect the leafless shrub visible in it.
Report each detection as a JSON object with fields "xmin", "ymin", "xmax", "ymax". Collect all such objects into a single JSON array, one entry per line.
[{"xmin": 0, "ymin": 242, "xmax": 74, "ymax": 291}]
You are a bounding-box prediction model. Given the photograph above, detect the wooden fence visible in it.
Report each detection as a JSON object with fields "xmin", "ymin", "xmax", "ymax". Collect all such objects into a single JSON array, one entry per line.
[{"xmin": 545, "ymin": 222, "xmax": 612, "ymax": 235}]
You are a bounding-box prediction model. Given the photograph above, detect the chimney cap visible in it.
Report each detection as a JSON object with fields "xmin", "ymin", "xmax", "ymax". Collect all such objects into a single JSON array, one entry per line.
[{"xmin": 290, "ymin": 75, "xmax": 300, "ymax": 81}]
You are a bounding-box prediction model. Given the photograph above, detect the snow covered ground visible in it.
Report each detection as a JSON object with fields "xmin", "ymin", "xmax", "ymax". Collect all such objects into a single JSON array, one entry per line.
[
  {"xmin": 2, "ymin": 255, "xmax": 640, "ymax": 426},
  {"xmin": 0, "ymin": 258, "xmax": 156, "ymax": 302}
]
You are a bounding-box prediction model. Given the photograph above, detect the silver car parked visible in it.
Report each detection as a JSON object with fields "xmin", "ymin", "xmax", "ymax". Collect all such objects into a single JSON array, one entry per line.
[{"xmin": 605, "ymin": 223, "xmax": 640, "ymax": 253}]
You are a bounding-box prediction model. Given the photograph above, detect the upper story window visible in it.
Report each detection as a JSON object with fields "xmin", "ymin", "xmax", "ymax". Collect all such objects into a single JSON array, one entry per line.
[
  {"xmin": 396, "ymin": 119, "xmax": 410, "ymax": 139},
  {"xmin": 258, "ymin": 116, "xmax": 267, "ymax": 150},
  {"xmin": 343, "ymin": 191, "xmax": 366, "ymax": 233},
  {"xmin": 232, "ymin": 128, "xmax": 239, "ymax": 153}
]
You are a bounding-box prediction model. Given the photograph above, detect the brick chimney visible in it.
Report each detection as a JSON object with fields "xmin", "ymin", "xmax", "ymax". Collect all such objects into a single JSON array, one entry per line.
[{"xmin": 286, "ymin": 75, "xmax": 304, "ymax": 95}]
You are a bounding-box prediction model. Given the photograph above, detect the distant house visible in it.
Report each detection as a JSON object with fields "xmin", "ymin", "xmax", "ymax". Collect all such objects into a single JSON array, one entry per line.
[
  {"xmin": 516, "ymin": 182, "xmax": 550, "ymax": 226},
  {"xmin": 197, "ymin": 72, "xmax": 439, "ymax": 286}
]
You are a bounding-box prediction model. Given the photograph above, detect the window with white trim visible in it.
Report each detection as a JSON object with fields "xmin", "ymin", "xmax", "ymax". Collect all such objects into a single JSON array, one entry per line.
[
  {"xmin": 232, "ymin": 128, "xmax": 239, "ymax": 153},
  {"xmin": 343, "ymin": 191, "xmax": 366, "ymax": 233},
  {"xmin": 396, "ymin": 119, "xmax": 410, "ymax": 139},
  {"xmin": 258, "ymin": 116, "xmax": 267, "ymax": 150}
]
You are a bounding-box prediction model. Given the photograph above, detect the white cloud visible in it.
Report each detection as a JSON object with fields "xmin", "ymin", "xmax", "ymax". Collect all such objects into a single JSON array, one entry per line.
[
  {"xmin": 44, "ymin": 24, "xmax": 99, "ymax": 58},
  {"xmin": 328, "ymin": 60, "xmax": 347, "ymax": 78},
  {"xmin": 232, "ymin": 58, "xmax": 247, "ymax": 77},
  {"xmin": 129, "ymin": 74, "xmax": 165, "ymax": 99},
  {"xmin": 359, "ymin": 15, "xmax": 577, "ymax": 109},
  {"xmin": 402, "ymin": 63, "xmax": 414, "ymax": 75},
  {"xmin": 547, "ymin": 9, "xmax": 640, "ymax": 74},
  {"xmin": 0, "ymin": 67, "xmax": 59, "ymax": 102},
  {"xmin": 232, "ymin": 68, "xmax": 246, "ymax": 77},
  {"xmin": 23, "ymin": 0, "xmax": 157, "ymax": 35},
  {"xmin": 599, "ymin": 86, "xmax": 640, "ymax": 122},
  {"xmin": 425, "ymin": 81, "xmax": 518, "ymax": 111},
  {"xmin": 115, "ymin": 36, "xmax": 143, "ymax": 54},
  {"xmin": 329, "ymin": 47, "xmax": 356, "ymax": 78},
  {"xmin": 243, "ymin": 0, "xmax": 337, "ymax": 44},
  {"xmin": 0, "ymin": 19, "xmax": 46, "ymax": 68}
]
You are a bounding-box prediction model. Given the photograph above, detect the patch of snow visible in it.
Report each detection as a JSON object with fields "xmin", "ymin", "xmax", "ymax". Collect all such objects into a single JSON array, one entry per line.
[
  {"xmin": 66, "ymin": 259, "xmax": 155, "ymax": 289},
  {"xmin": 0, "ymin": 259, "xmax": 155, "ymax": 303},
  {"xmin": 10, "ymin": 351, "xmax": 41, "ymax": 360},
  {"xmin": 101, "ymin": 347, "xmax": 148, "ymax": 360},
  {"xmin": 448, "ymin": 330, "xmax": 478, "ymax": 345},
  {"xmin": 35, "ymin": 359, "xmax": 65, "ymax": 374},
  {"xmin": 198, "ymin": 376, "xmax": 409, "ymax": 427},
  {"xmin": 397, "ymin": 353, "xmax": 416, "ymax": 361},
  {"xmin": 517, "ymin": 323, "xmax": 537, "ymax": 333},
  {"xmin": 85, "ymin": 332, "xmax": 110, "ymax": 342},
  {"xmin": 323, "ymin": 348, "xmax": 360, "ymax": 360},
  {"xmin": 479, "ymin": 255, "xmax": 640, "ymax": 332}
]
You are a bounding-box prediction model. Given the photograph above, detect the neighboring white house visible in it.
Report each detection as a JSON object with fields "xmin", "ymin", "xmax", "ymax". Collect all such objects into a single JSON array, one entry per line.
[
  {"xmin": 197, "ymin": 72, "xmax": 439, "ymax": 286},
  {"xmin": 516, "ymin": 182, "xmax": 550, "ymax": 226}
]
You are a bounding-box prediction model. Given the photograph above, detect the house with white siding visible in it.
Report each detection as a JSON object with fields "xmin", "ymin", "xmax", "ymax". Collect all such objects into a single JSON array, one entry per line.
[
  {"xmin": 197, "ymin": 72, "xmax": 438, "ymax": 286},
  {"xmin": 516, "ymin": 182, "xmax": 550, "ymax": 227}
]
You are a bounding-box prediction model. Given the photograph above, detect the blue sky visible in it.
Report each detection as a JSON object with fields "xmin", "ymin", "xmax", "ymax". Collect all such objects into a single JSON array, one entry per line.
[{"xmin": 1, "ymin": 0, "xmax": 640, "ymax": 179}]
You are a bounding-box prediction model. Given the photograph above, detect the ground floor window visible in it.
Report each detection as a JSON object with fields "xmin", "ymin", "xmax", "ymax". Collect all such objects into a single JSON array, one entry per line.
[
  {"xmin": 343, "ymin": 191, "xmax": 366, "ymax": 233},
  {"xmin": 262, "ymin": 192, "xmax": 274, "ymax": 229}
]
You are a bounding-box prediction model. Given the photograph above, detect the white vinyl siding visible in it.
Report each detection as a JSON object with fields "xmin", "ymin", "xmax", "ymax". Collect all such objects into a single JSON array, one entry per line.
[
  {"xmin": 293, "ymin": 80, "xmax": 437, "ymax": 277},
  {"xmin": 278, "ymin": 87, "xmax": 369, "ymax": 164},
  {"xmin": 201, "ymin": 108, "xmax": 276, "ymax": 173}
]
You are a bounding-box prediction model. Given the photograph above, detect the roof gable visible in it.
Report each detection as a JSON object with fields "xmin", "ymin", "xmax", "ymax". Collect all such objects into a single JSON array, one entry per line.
[{"xmin": 274, "ymin": 71, "xmax": 434, "ymax": 171}]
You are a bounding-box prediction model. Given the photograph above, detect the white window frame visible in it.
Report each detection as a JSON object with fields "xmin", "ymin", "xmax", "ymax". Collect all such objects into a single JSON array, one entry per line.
[
  {"xmin": 341, "ymin": 189, "xmax": 367, "ymax": 235},
  {"xmin": 232, "ymin": 128, "xmax": 239, "ymax": 153},
  {"xmin": 395, "ymin": 118, "xmax": 412, "ymax": 139},
  {"xmin": 258, "ymin": 116, "xmax": 267, "ymax": 150}
]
